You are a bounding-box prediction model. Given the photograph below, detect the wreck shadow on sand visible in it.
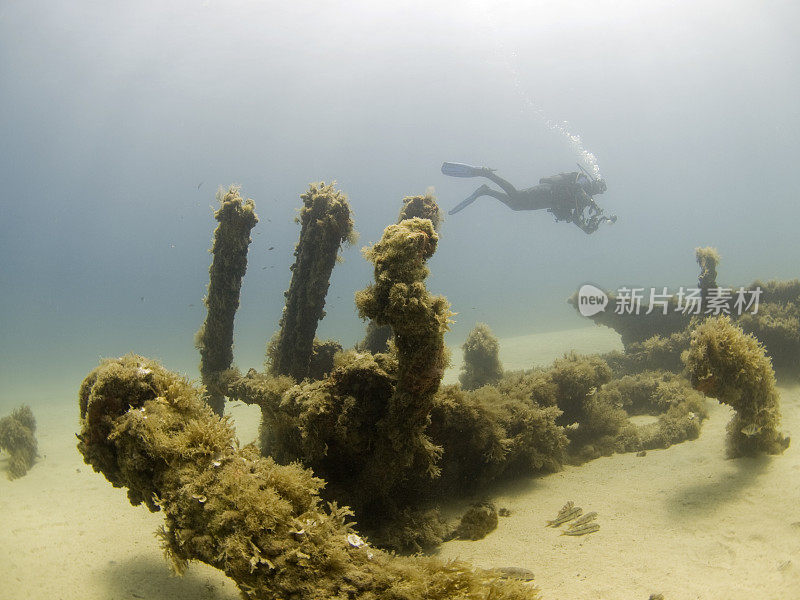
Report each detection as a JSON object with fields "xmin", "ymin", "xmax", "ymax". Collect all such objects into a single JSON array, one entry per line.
[
  {"xmin": 94, "ymin": 555, "xmax": 240, "ymax": 600},
  {"xmin": 664, "ymin": 454, "xmax": 772, "ymax": 518}
]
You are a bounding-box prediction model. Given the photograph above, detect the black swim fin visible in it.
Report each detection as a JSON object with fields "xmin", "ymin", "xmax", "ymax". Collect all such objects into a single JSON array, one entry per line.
[
  {"xmin": 448, "ymin": 185, "xmax": 491, "ymax": 215},
  {"xmin": 442, "ymin": 162, "xmax": 492, "ymax": 178},
  {"xmin": 448, "ymin": 195, "xmax": 478, "ymax": 215}
]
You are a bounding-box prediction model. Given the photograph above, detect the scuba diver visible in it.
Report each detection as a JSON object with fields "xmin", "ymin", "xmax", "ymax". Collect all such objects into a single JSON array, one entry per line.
[{"xmin": 442, "ymin": 162, "xmax": 616, "ymax": 234}]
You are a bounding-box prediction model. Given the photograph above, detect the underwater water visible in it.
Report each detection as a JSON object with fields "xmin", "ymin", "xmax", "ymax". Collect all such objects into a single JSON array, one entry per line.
[{"xmin": 1, "ymin": 1, "xmax": 800, "ymax": 599}]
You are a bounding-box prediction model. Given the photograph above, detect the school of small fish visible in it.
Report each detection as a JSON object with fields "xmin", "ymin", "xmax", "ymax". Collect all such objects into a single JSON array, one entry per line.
[{"xmin": 545, "ymin": 501, "xmax": 600, "ymax": 536}]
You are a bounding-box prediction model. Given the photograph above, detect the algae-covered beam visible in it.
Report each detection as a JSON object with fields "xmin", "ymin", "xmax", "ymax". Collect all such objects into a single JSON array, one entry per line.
[
  {"xmin": 355, "ymin": 217, "xmax": 453, "ymax": 485},
  {"xmin": 196, "ymin": 186, "xmax": 258, "ymax": 416},
  {"xmin": 357, "ymin": 193, "xmax": 442, "ymax": 354},
  {"xmin": 268, "ymin": 182, "xmax": 355, "ymax": 381},
  {"xmin": 685, "ymin": 315, "xmax": 790, "ymax": 457},
  {"xmin": 398, "ymin": 192, "xmax": 442, "ymax": 230},
  {"xmin": 695, "ymin": 246, "xmax": 720, "ymax": 308},
  {"xmin": 76, "ymin": 355, "xmax": 538, "ymax": 600}
]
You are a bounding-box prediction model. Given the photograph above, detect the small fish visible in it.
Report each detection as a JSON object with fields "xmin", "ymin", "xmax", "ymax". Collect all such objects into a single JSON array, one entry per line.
[
  {"xmin": 494, "ymin": 566, "xmax": 535, "ymax": 581},
  {"xmin": 741, "ymin": 423, "xmax": 762, "ymax": 437},
  {"xmin": 197, "ymin": 181, "xmax": 204, "ymax": 190},
  {"xmin": 568, "ymin": 512, "xmax": 597, "ymax": 528},
  {"xmin": 268, "ymin": 246, "xmax": 274, "ymax": 251},
  {"xmin": 561, "ymin": 522, "xmax": 599, "ymax": 536},
  {"xmin": 546, "ymin": 507, "xmax": 583, "ymax": 527},
  {"xmin": 556, "ymin": 501, "xmax": 574, "ymax": 514},
  {"xmin": 546, "ymin": 501, "xmax": 574, "ymax": 524}
]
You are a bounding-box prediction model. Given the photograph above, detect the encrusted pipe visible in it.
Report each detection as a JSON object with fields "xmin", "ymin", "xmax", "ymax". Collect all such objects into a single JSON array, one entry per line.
[
  {"xmin": 685, "ymin": 315, "xmax": 790, "ymax": 457},
  {"xmin": 196, "ymin": 186, "xmax": 258, "ymax": 415},
  {"xmin": 355, "ymin": 217, "xmax": 453, "ymax": 485},
  {"xmin": 268, "ymin": 182, "xmax": 355, "ymax": 381},
  {"xmin": 77, "ymin": 355, "xmax": 537, "ymax": 600}
]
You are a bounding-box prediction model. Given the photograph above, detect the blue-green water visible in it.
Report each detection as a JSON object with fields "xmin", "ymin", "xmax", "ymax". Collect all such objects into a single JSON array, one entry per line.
[
  {"xmin": 3, "ymin": 1, "xmax": 799, "ymax": 405},
  {"xmin": 1, "ymin": 3, "xmax": 800, "ymax": 599},
  {"xmin": 0, "ymin": 3, "xmax": 797, "ymax": 406}
]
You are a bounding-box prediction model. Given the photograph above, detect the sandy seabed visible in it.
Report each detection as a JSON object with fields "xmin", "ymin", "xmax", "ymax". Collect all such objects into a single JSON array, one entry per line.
[{"xmin": 1, "ymin": 326, "xmax": 799, "ymax": 600}]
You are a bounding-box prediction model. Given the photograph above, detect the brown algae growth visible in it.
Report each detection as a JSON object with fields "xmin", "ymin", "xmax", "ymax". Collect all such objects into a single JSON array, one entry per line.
[
  {"xmin": 574, "ymin": 247, "xmax": 800, "ymax": 381},
  {"xmin": 267, "ymin": 182, "xmax": 356, "ymax": 381},
  {"xmin": 685, "ymin": 315, "xmax": 790, "ymax": 457},
  {"xmin": 77, "ymin": 355, "xmax": 539, "ymax": 600},
  {"xmin": 196, "ymin": 186, "xmax": 258, "ymax": 416},
  {"xmin": 73, "ymin": 181, "xmax": 796, "ymax": 598},
  {"xmin": 0, "ymin": 405, "xmax": 37, "ymax": 479},
  {"xmin": 459, "ymin": 322, "xmax": 504, "ymax": 391}
]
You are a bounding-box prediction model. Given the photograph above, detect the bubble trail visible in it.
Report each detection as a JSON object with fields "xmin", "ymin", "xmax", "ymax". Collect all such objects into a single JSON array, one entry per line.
[{"xmin": 476, "ymin": 2, "xmax": 603, "ymax": 179}]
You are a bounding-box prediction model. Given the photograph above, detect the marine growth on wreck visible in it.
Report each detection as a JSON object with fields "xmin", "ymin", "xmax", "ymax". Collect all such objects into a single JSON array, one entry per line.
[
  {"xmin": 572, "ymin": 247, "xmax": 800, "ymax": 380},
  {"xmin": 196, "ymin": 186, "xmax": 258, "ymax": 416},
  {"xmin": 77, "ymin": 355, "xmax": 538, "ymax": 600},
  {"xmin": 0, "ymin": 404, "xmax": 37, "ymax": 479},
  {"xmin": 74, "ymin": 182, "xmax": 797, "ymax": 599},
  {"xmin": 685, "ymin": 315, "xmax": 790, "ymax": 457}
]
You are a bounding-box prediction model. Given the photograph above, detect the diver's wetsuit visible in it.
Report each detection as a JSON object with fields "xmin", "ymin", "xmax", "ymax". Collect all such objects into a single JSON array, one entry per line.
[{"xmin": 446, "ymin": 166, "xmax": 615, "ymax": 234}]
